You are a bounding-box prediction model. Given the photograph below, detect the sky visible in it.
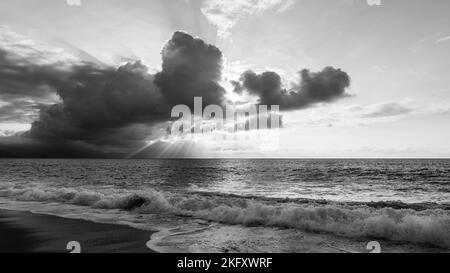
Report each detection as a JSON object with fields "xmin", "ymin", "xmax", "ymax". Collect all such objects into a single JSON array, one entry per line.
[{"xmin": 0, "ymin": 0, "xmax": 449, "ymax": 158}]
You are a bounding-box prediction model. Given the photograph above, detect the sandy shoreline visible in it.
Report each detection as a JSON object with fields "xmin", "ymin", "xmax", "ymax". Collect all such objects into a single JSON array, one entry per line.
[
  {"xmin": 0, "ymin": 209, "xmax": 156, "ymax": 253},
  {"xmin": 0, "ymin": 208, "xmax": 448, "ymax": 253}
]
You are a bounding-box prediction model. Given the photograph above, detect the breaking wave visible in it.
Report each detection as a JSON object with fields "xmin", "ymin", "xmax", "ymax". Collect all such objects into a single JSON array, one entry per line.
[{"xmin": 0, "ymin": 184, "xmax": 449, "ymax": 249}]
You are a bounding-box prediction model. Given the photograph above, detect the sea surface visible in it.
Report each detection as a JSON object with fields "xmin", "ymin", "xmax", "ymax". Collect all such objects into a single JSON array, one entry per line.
[{"xmin": 0, "ymin": 159, "xmax": 449, "ymax": 252}]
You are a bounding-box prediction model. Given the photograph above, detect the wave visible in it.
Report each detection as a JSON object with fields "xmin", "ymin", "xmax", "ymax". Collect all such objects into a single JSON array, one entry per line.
[
  {"xmin": 190, "ymin": 191, "xmax": 450, "ymax": 211},
  {"xmin": 0, "ymin": 186, "xmax": 171, "ymax": 211},
  {"xmin": 0, "ymin": 184, "xmax": 449, "ymax": 249}
]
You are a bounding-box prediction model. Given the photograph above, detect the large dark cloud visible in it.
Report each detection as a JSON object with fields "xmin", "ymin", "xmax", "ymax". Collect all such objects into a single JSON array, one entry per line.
[
  {"xmin": 0, "ymin": 136, "xmax": 122, "ymax": 158},
  {"xmin": 234, "ymin": 67, "xmax": 351, "ymax": 110},
  {"xmin": 0, "ymin": 32, "xmax": 229, "ymax": 157},
  {"xmin": 27, "ymin": 61, "xmax": 167, "ymax": 143},
  {"xmin": 154, "ymin": 31, "xmax": 226, "ymax": 108},
  {"xmin": 0, "ymin": 48, "xmax": 67, "ymax": 123},
  {"xmin": 0, "ymin": 48, "xmax": 73, "ymax": 99},
  {"xmin": 25, "ymin": 31, "xmax": 229, "ymax": 149},
  {"xmin": 0, "ymin": 99, "xmax": 46, "ymax": 123},
  {"xmin": 0, "ymin": 31, "xmax": 352, "ymax": 158}
]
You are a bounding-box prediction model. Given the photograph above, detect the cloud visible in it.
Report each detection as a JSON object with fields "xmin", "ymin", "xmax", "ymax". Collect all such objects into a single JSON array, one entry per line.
[
  {"xmin": 0, "ymin": 136, "xmax": 122, "ymax": 158},
  {"xmin": 0, "ymin": 31, "xmax": 230, "ymax": 157},
  {"xmin": 234, "ymin": 67, "xmax": 351, "ymax": 110},
  {"xmin": 0, "ymin": 123, "xmax": 30, "ymax": 137},
  {"xmin": 436, "ymin": 36, "xmax": 450, "ymax": 44},
  {"xmin": 276, "ymin": 0, "xmax": 295, "ymax": 13},
  {"xmin": 286, "ymin": 100, "xmax": 450, "ymax": 129},
  {"xmin": 0, "ymin": 27, "xmax": 85, "ymax": 126},
  {"xmin": 359, "ymin": 102, "xmax": 413, "ymax": 118},
  {"xmin": 0, "ymin": 47, "xmax": 72, "ymax": 100},
  {"xmin": 26, "ymin": 61, "xmax": 167, "ymax": 147},
  {"xmin": 154, "ymin": 31, "xmax": 226, "ymax": 108},
  {"xmin": 200, "ymin": 0, "xmax": 294, "ymax": 39},
  {"xmin": 0, "ymin": 25, "xmax": 80, "ymax": 66},
  {"xmin": 3, "ymin": 31, "xmax": 230, "ymax": 149},
  {"xmin": 0, "ymin": 30, "xmax": 351, "ymax": 158},
  {"xmin": 0, "ymin": 98, "xmax": 47, "ymax": 123}
]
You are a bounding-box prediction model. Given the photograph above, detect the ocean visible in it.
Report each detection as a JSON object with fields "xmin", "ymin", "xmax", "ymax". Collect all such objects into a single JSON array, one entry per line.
[{"xmin": 0, "ymin": 159, "xmax": 449, "ymax": 252}]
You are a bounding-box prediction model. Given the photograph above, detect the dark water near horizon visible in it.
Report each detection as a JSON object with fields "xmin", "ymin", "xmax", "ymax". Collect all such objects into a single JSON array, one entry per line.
[
  {"xmin": 1, "ymin": 158, "xmax": 449, "ymax": 204},
  {"xmin": 0, "ymin": 158, "xmax": 449, "ymax": 251}
]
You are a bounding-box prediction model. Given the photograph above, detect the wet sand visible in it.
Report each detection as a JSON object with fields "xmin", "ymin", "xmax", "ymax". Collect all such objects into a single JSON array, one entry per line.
[{"xmin": 0, "ymin": 209, "xmax": 155, "ymax": 253}]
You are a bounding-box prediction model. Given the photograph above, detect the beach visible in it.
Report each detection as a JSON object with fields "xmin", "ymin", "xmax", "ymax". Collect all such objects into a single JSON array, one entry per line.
[
  {"xmin": 0, "ymin": 209, "xmax": 155, "ymax": 253},
  {"xmin": 0, "ymin": 208, "xmax": 447, "ymax": 253}
]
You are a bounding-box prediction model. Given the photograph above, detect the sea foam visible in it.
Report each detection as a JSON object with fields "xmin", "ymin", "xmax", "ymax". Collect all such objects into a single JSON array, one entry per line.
[{"xmin": 0, "ymin": 184, "xmax": 449, "ymax": 249}]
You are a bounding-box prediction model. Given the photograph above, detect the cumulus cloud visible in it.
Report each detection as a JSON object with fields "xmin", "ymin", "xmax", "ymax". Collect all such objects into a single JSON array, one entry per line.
[
  {"xmin": 0, "ymin": 31, "xmax": 230, "ymax": 157},
  {"xmin": 2, "ymin": 31, "xmax": 230, "ymax": 150},
  {"xmin": 154, "ymin": 31, "xmax": 226, "ymax": 108},
  {"xmin": 0, "ymin": 26, "xmax": 85, "ymax": 104},
  {"xmin": 0, "ymin": 30, "xmax": 351, "ymax": 158},
  {"xmin": 0, "ymin": 28, "xmax": 76, "ymax": 128},
  {"xmin": 234, "ymin": 67, "xmax": 351, "ymax": 110},
  {"xmin": 26, "ymin": 61, "xmax": 167, "ymax": 145},
  {"xmin": 0, "ymin": 48, "xmax": 71, "ymax": 100}
]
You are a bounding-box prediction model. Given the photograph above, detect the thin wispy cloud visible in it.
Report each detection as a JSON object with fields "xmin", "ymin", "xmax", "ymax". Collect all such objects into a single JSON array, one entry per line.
[
  {"xmin": 436, "ymin": 36, "xmax": 450, "ymax": 44},
  {"xmin": 200, "ymin": 0, "xmax": 294, "ymax": 39},
  {"xmin": 287, "ymin": 100, "xmax": 450, "ymax": 129},
  {"xmin": 0, "ymin": 25, "xmax": 80, "ymax": 66}
]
